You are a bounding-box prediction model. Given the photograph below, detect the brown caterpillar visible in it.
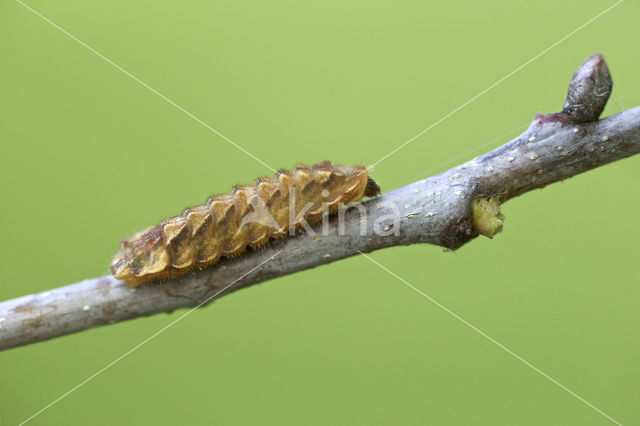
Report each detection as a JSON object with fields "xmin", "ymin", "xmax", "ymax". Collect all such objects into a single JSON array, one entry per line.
[{"xmin": 111, "ymin": 162, "xmax": 380, "ymax": 287}]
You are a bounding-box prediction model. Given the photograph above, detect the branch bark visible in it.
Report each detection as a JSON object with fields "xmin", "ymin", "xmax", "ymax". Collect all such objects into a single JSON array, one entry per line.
[{"xmin": 1, "ymin": 53, "xmax": 638, "ymax": 351}]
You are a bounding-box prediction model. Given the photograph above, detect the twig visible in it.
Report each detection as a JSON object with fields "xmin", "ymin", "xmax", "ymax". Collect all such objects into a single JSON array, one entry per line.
[{"xmin": 1, "ymin": 53, "xmax": 638, "ymax": 351}]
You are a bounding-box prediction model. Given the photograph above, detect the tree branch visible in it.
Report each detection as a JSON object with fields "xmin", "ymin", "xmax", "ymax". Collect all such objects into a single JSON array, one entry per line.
[{"xmin": 1, "ymin": 53, "xmax": 638, "ymax": 351}]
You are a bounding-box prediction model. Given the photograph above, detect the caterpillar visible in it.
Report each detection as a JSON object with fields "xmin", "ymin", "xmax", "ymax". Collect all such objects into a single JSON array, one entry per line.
[{"xmin": 111, "ymin": 162, "xmax": 380, "ymax": 287}]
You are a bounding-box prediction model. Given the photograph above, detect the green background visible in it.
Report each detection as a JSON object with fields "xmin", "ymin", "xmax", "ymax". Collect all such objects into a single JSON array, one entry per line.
[{"xmin": 1, "ymin": 0, "xmax": 638, "ymax": 424}]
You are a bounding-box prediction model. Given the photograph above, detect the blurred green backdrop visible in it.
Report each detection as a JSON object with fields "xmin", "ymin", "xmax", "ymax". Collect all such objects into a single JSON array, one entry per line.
[{"xmin": 1, "ymin": 0, "xmax": 639, "ymax": 424}]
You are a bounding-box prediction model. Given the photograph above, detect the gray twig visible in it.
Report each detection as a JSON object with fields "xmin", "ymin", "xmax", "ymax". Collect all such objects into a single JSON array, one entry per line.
[{"xmin": 1, "ymin": 53, "xmax": 638, "ymax": 351}]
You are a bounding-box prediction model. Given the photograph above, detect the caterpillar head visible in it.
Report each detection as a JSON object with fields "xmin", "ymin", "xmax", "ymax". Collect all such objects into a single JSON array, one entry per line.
[{"xmin": 364, "ymin": 176, "xmax": 381, "ymax": 197}]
